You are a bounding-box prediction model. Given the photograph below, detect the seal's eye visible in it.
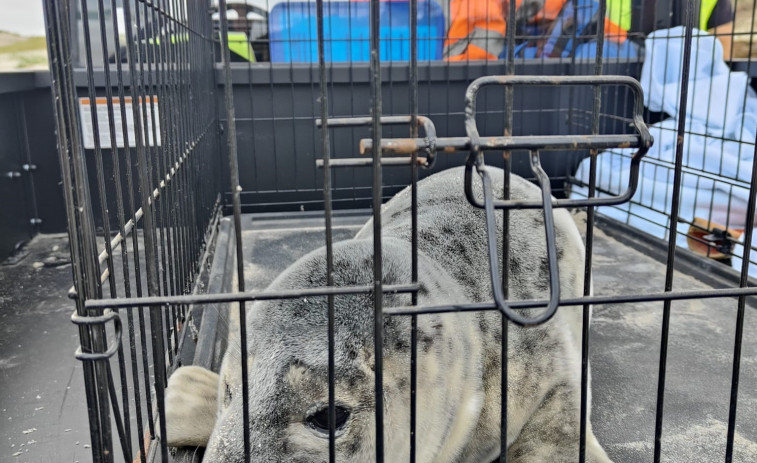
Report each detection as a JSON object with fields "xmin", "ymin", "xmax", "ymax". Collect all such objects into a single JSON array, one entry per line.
[{"xmin": 305, "ymin": 406, "xmax": 350, "ymax": 434}]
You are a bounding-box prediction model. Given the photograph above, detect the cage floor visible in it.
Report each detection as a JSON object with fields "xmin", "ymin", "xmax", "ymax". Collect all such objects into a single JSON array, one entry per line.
[{"xmin": 236, "ymin": 211, "xmax": 757, "ymax": 463}]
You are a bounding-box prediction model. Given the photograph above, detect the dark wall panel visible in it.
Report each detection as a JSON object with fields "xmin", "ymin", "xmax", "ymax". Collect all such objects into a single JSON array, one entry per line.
[
  {"xmin": 222, "ymin": 60, "xmax": 644, "ymax": 213},
  {"xmin": 0, "ymin": 93, "xmax": 35, "ymax": 260},
  {"xmin": 24, "ymin": 89, "xmax": 66, "ymax": 235},
  {"xmin": 1, "ymin": 78, "xmax": 72, "ymax": 261}
]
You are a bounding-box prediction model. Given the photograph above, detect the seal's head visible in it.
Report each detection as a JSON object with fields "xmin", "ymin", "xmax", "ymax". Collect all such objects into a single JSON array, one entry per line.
[{"xmin": 203, "ymin": 237, "xmax": 476, "ymax": 462}]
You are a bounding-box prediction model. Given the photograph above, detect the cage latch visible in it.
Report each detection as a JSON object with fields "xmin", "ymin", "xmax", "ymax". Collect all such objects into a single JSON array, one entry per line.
[
  {"xmin": 316, "ymin": 115, "xmax": 438, "ymax": 168},
  {"xmin": 356, "ymin": 76, "xmax": 652, "ymax": 210},
  {"xmin": 71, "ymin": 310, "xmax": 122, "ymax": 361}
]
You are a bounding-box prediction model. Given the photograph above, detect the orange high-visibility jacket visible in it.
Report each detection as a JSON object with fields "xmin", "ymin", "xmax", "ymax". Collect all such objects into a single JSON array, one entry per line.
[
  {"xmin": 444, "ymin": 0, "xmax": 628, "ymax": 61},
  {"xmin": 444, "ymin": 0, "xmax": 517, "ymax": 61}
]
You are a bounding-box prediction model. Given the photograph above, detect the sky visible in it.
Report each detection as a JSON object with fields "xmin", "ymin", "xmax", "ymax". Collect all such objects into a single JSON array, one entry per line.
[{"xmin": 0, "ymin": 0, "xmax": 46, "ymax": 37}]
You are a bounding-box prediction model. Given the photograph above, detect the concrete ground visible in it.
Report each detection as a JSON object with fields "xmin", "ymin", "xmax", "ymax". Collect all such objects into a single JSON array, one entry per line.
[
  {"xmin": 587, "ymin": 223, "xmax": 757, "ymax": 462},
  {"xmin": 0, "ymin": 234, "xmax": 90, "ymax": 462}
]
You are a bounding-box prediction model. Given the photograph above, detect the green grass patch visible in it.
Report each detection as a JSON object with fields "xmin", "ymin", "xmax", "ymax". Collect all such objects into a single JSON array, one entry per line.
[
  {"xmin": 0, "ymin": 36, "xmax": 47, "ymax": 54},
  {"xmin": 14, "ymin": 53, "xmax": 48, "ymax": 69}
]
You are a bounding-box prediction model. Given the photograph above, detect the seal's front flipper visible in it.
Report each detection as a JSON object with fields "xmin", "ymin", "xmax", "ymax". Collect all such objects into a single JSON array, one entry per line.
[{"xmin": 165, "ymin": 365, "xmax": 220, "ymax": 447}]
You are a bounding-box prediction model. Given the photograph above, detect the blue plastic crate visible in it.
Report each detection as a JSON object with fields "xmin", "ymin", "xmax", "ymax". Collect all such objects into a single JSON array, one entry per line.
[{"xmin": 269, "ymin": 1, "xmax": 445, "ymax": 62}]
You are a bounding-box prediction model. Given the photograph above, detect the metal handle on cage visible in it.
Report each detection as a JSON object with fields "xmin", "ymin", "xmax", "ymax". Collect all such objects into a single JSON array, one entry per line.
[
  {"xmin": 71, "ymin": 310, "xmax": 122, "ymax": 361},
  {"xmin": 471, "ymin": 157, "xmax": 562, "ymax": 326},
  {"xmin": 460, "ymin": 75, "xmax": 652, "ymax": 325}
]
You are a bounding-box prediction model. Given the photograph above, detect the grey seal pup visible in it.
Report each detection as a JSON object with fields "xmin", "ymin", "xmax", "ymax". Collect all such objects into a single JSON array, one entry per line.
[{"xmin": 165, "ymin": 166, "xmax": 612, "ymax": 462}]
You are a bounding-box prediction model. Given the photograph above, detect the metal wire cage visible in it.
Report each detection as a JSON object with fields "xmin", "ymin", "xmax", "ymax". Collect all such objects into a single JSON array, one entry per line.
[
  {"xmin": 44, "ymin": 0, "xmax": 757, "ymax": 462},
  {"xmin": 44, "ymin": 0, "xmax": 222, "ymax": 460}
]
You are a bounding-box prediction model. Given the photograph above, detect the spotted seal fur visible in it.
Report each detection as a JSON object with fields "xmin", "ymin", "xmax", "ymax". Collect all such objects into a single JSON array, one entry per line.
[{"xmin": 165, "ymin": 166, "xmax": 612, "ymax": 462}]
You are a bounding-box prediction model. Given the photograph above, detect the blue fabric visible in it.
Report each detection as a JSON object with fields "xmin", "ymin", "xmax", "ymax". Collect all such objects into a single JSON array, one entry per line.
[
  {"xmin": 505, "ymin": 39, "xmax": 640, "ymax": 60},
  {"xmin": 641, "ymin": 27, "xmax": 757, "ymax": 137},
  {"xmin": 573, "ymin": 40, "xmax": 640, "ymax": 59},
  {"xmin": 574, "ymin": 26, "xmax": 757, "ymax": 273}
]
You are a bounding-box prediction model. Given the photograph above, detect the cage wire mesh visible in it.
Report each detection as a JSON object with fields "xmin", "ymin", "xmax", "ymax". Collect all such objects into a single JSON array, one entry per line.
[
  {"xmin": 44, "ymin": 0, "xmax": 222, "ymax": 460},
  {"xmin": 43, "ymin": 0, "xmax": 757, "ymax": 461}
]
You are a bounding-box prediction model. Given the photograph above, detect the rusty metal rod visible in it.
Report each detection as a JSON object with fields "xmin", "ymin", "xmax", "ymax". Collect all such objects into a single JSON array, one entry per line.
[
  {"xmin": 359, "ymin": 134, "xmax": 643, "ymax": 156},
  {"xmin": 315, "ymin": 157, "xmax": 427, "ymax": 168},
  {"xmin": 316, "ymin": 115, "xmax": 431, "ymax": 129},
  {"xmin": 318, "ymin": 115, "xmax": 437, "ymax": 166}
]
